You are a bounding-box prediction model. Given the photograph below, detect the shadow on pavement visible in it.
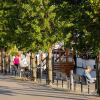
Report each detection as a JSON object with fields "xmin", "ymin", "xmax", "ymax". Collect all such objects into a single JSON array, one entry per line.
[{"xmin": 0, "ymin": 74, "xmax": 99, "ymax": 100}]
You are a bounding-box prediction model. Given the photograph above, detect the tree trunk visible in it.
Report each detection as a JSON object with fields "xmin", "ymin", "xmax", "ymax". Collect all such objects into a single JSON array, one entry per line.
[
  {"xmin": 1, "ymin": 49, "xmax": 3, "ymax": 73},
  {"xmin": 1, "ymin": 48, "xmax": 6, "ymax": 74},
  {"xmin": 32, "ymin": 53, "xmax": 37, "ymax": 82},
  {"xmin": 8, "ymin": 55, "xmax": 11, "ymax": 73},
  {"xmin": 48, "ymin": 47, "xmax": 52, "ymax": 85},
  {"xmin": 0, "ymin": 50, "xmax": 2, "ymax": 72},
  {"xmin": 96, "ymin": 50, "xmax": 100, "ymax": 96}
]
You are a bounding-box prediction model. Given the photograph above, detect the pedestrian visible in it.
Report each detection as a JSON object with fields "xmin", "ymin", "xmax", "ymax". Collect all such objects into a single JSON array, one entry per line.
[
  {"xmin": 84, "ymin": 66, "xmax": 96, "ymax": 83},
  {"xmin": 20, "ymin": 55, "xmax": 28, "ymax": 67},
  {"xmin": 13, "ymin": 55, "xmax": 20, "ymax": 69}
]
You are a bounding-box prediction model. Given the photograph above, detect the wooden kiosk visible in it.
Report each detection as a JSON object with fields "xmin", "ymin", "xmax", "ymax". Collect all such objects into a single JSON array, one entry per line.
[{"xmin": 52, "ymin": 48, "xmax": 75, "ymax": 75}]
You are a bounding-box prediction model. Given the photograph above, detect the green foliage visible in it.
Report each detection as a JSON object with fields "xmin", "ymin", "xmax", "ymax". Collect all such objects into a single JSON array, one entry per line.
[
  {"xmin": 0, "ymin": 0, "xmax": 99, "ymax": 57},
  {"xmin": 14, "ymin": 0, "xmax": 61, "ymax": 52},
  {"xmin": 0, "ymin": 0, "xmax": 19, "ymax": 50},
  {"xmin": 54, "ymin": 0, "xmax": 100, "ymax": 56}
]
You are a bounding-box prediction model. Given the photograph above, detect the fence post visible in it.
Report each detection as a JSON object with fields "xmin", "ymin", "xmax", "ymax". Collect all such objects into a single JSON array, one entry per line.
[
  {"xmin": 62, "ymin": 80, "xmax": 64, "ymax": 88},
  {"xmin": 57, "ymin": 79, "xmax": 58, "ymax": 87},
  {"xmin": 70, "ymin": 70, "xmax": 74, "ymax": 91},
  {"xmin": 88, "ymin": 84, "xmax": 90, "ymax": 94},
  {"xmin": 74, "ymin": 81, "xmax": 76, "ymax": 91},
  {"xmin": 67, "ymin": 79, "xmax": 70, "ymax": 91},
  {"xmin": 80, "ymin": 82, "xmax": 83, "ymax": 93}
]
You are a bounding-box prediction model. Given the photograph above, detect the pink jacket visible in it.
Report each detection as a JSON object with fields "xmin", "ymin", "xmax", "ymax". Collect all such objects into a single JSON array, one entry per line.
[{"xmin": 13, "ymin": 57, "xmax": 20, "ymax": 64}]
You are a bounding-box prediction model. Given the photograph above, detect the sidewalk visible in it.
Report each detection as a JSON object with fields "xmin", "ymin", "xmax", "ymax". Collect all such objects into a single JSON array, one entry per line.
[
  {"xmin": 29, "ymin": 78, "xmax": 97, "ymax": 96},
  {"xmin": 51, "ymin": 82, "xmax": 97, "ymax": 95},
  {"xmin": 0, "ymin": 74, "xmax": 99, "ymax": 100},
  {"xmin": 8, "ymin": 74, "xmax": 98, "ymax": 95}
]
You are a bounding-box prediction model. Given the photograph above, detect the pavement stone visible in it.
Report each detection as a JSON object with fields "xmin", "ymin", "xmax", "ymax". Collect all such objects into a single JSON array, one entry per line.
[{"xmin": 0, "ymin": 74, "xmax": 99, "ymax": 100}]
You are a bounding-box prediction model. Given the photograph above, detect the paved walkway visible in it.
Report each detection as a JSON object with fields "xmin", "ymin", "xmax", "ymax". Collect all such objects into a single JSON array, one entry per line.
[{"xmin": 0, "ymin": 74, "xmax": 99, "ymax": 100}]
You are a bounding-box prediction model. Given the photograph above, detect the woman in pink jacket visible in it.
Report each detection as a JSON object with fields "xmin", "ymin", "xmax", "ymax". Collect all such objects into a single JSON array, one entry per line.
[{"xmin": 13, "ymin": 55, "xmax": 20, "ymax": 69}]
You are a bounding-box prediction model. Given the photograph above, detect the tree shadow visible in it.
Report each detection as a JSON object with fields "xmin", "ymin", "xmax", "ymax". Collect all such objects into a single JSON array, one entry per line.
[
  {"xmin": 0, "ymin": 74, "xmax": 99, "ymax": 100},
  {"xmin": 0, "ymin": 86, "xmax": 15, "ymax": 96}
]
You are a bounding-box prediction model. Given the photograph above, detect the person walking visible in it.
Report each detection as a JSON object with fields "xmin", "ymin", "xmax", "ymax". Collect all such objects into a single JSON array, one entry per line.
[{"xmin": 13, "ymin": 55, "xmax": 20, "ymax": 69}]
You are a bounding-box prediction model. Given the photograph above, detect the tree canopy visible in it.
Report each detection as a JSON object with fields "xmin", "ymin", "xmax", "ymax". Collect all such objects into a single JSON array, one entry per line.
[
  {"xmin": 53, "ymin": 0, "xmax": 100, "ymax": 57},
  {"xmin": 0, "ymin": 0, "xmax": 99, "ymax": 57}
]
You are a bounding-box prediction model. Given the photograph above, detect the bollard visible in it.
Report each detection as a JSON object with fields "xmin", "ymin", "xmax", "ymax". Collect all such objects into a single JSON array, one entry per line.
[
  {"xmin": 81, "ymin": 82, "xmax": 83, "ymax": 93},
  {"xmin": 88, "ymin": 84, "xmax": 90, "ymax": 94},
  {"xmin": 70, "ymin": 70, "xmax": 74, "ymax": 91},
  {"xmin": 62, "ymin": 80, "xmax": 64, "ymax": 88},
  {"xmin": 74, "ymin": 82, "xmax": 76, "ymax": 91},
  {"xmin": 57, "ymin": 79, "xmax": 58, "ymax": 87},
  {"xmin": 67, "ymin": 79, "xmax": 70, "ymax": 91}
]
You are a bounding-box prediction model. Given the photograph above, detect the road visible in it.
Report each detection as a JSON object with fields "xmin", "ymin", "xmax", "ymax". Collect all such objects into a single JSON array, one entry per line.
[{"xmin": 0, "ymin": 75, "xmax": 99, "ymax": 100}]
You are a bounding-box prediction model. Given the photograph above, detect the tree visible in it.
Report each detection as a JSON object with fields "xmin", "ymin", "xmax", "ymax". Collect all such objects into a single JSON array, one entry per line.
[
  {"xmin": 13, "ymin": 0, "xmax": 61, "ymax": 83},
  {"xmin": 0, "ymin": 0, "xmax": 19, "ymax": 72},
  {"xmin": 73, "ymin": 0, "xmax": 100, "ymax": 57},
  {"xmin": 52, "ymin": 0, "xmax": 100, "ymax": 58}
]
